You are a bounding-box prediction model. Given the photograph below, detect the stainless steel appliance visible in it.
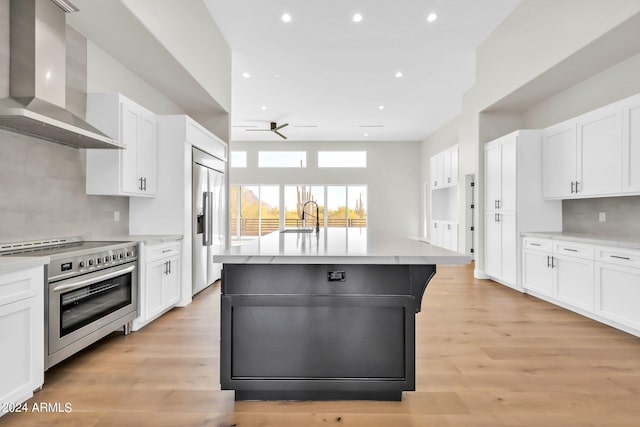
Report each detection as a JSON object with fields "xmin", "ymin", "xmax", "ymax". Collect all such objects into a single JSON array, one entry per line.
[
  {"xmin": 0, "ymin": 237, "xmax": 138, "ymax": 369},
  {"xmin": 192, "ymin": 147, "xmax": 226, "ymax": 295}
]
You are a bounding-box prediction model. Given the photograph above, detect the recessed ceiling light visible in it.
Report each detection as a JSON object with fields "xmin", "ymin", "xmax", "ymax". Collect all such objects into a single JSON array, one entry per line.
[
  {"xmin": 352, "ymin": 13, "xmax": 363, "ymax": 23},
  {"xmin": 427, "ymin": 12, "xmax": 438, "ymax": 22},
  {"xmin": 274, "ymin": 74, "xmax": 280, "ymax": 78},
  {"xmin": 395, "ymin": 71, "xmax": 403, "ymax": 78},
  {"xmin": 378, "ymin": 105, "xmax": 385, "ymax": 110},
  {"xmin": 364, "ymin": 133, "xmax": 369, "ymax": 137},
  {"xmin": 242, "ymin": 72, "xmax": 250, "ymax": 78},
  {"xmin": 281, "ymin": 13, "xmax": 292, "ymax": 23},
  {"xmin": 261, "ymin": 105, "xmax": 267, "ymax": 110}
]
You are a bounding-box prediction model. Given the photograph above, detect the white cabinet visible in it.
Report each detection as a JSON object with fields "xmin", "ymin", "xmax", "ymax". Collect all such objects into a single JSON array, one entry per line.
[
  {"xmin": 522, "ymin": 237, "xmax": 640, "ymax": 337},
  {"xmin": 0, "ymin": 266, "xmax": 44, "ymax": 416},
  {"xmin": 484, "ymin": 130, "xmax": 562, "ymax": 290},
  {"xmin": 430, "ymin": 220, "xmax": 457, "ymax": 251},
  {"xmin": 622, "ymin": 93, "xmax": 640, "ymax": 193},
  {"xmin": 430, "ymin": 145, "xmax": 458, "ymax": 189},
  {"xmin": 594, "ymin": 245, "xmax": 640, "ymax": 333},
  {"xmin": 132, "ymin": 240, "xmax": 182, "ymax": 331},
  {"xmin": 86, "ymin": 93, "xmax": 158, "ymax": 197},
  {"xmin": 543, "ymin": 101, "xmax": 624, "ymax": 199}
]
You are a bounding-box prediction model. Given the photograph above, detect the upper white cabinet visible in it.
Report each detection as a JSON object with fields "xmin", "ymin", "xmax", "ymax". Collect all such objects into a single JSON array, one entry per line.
[
  {"xmin": 541, "ymin": 94, "xmax": 640, "ymax": 199},
  {"xmin": 622, "ymin": 93, "xmax": 640, "ymax": 193},
  {"xmin": 430, "ymin": 145, "xmax": 458, "ymax": 189},
  {"xmin": 86, "ymin": 93, "xmax": 158, "ymax": 197},
  {"xmin": 484, "ymin": 130, "xmax": 562, "ymax": 290}
]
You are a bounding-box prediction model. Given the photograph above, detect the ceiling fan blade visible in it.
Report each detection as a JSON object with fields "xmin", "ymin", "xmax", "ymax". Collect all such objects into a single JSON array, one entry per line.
[
  {"xmin": 274, "ymin": 123, "xmax": 289, "ymax": 131},
  {"xmin": 274, "ymin": 130, "xmax": 288, "ymax": 139}
]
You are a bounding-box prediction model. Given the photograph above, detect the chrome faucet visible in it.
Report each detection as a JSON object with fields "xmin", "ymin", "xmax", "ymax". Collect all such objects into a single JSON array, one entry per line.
[{"xmin": 301, "ymin": 200, "xmax": 320, "ymax": 233}]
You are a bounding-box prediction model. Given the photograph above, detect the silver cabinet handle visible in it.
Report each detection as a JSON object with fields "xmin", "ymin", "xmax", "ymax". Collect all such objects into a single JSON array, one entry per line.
[
  {"xmin": 547, "ymin": 255, "xmax": 551, "ymax": 268},
  {"xmin": 434, "ymin": 180, "xmax": 437, "ymax": 187},
  {"xmin": 447, "ymin": 224, "xmax": 451, "ymax": 230},
  {"xmin": 143, "ymin": 177, "xmax": 147, "ymax": 191},
  {"xmin": 563, "ymin": 248, "xmax": 578, "ymax": 252},
  {"xmin": 53, "ymin": 265, "xmax": 136, "ymax": 292},
  {"xmin": 611, "ymin": 255, "xmax": 631, "ymax": 260},
  {"xmin": 530, "ymin": 243, "xmax": 541, "ymax": 247},
  {"xmin": 168, "ymin": 260, "xmax": 171, "ymax": 274},
  {"xmin": 570, "ymin": 181, "xmax": 575, "ymax": 194},
  {"xmin": 551, "ymin": 256, "xmax": 556, "ymax": 268},
  {"xmin": 139, "ymin": 177, "xmax": 144, "ymax": 191},
  {"xmin": 575, "ymin": 181, "xmax": 580, "ymax": 193},
  {"xmin": 434, "ymin": 223, "xmax": 437, "ymax": 228}
]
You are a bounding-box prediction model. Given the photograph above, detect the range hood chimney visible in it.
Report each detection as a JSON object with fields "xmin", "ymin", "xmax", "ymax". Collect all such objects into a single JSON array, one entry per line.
[{"xmin": 0, "ymin": 0, "xmax": 123, "ymax": 149}]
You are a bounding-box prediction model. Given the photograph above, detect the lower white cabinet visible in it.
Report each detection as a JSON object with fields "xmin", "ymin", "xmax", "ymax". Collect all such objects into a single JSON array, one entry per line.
[
  {"xmin": 522, "ymin": 237, "xmax": 640, "ymax": 337},
  {"xmin": 0, "ymin": 266, "xmax": 44, "ymax": 417},
  {"xmin": 133, "ymin": 240, "xmax": 182, "ymax": 331},
  {"xmin": 430, "ymin": 220, "xmax": 458, "ymax": 251}
]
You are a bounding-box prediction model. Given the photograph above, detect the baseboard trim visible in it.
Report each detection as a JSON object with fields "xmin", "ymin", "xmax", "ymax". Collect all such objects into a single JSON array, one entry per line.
[{"xmin": 474, "ymin": 269, "xmax": 489, "ymax": 279}]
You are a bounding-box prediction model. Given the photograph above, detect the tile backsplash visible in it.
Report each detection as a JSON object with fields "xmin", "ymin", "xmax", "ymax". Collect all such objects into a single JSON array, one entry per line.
[
  {"xmin": 563, "ymin": 196, "xmax": 640, "ymax": 238},
  {"xmin": 0, "ymin": 129, "xmax": 128, "ymax": 243}
]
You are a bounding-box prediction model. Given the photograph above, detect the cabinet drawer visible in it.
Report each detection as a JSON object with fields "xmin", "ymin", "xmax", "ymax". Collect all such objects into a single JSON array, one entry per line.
[
  {"xmin": 0, "ymin": 266, "xmax": 42, "ymax": 306},
  {"xmin": 146, "ymin": 241, "xmax": 181, "ymax": 262},
  {"xmin": 595, "ymin": 245, "xmax": 640, "ymax": 268},
  {"xmin": 553, "ymin": 241, "xmax": 594, "ymax": 260},
  {"xmin": 522, "ymin": 238, "xmax": 552, "ymax": 252}
]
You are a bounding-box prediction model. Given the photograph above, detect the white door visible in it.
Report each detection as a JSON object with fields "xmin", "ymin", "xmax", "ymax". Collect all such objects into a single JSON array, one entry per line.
[
  {"xmin": 449, "ymin": 146, "xmax": 459, "ymax": 186},
  {"xmin": 577, "ymin": 104, "xmax": 622, "ymax": 196},
  {"xmin": 485, "ymin": 143, "xmax": 501, "ymax": 210},
  {"xmin": 484, "ymin": 212, "xmax": 501, "ymax": 278},
  {"xmin": 145, "ymin": 259, "xmax": 165, "ymax": 319},
  {"xmin": 622, "ymin": 94, "xmax": 640, "ymax": 193},
  {"xmin": 120, "ymin": 101, "xmax": 141, "ymax": 194},
  {"xmin": 542, "ymin": 122, "xmax": 577, "ymax": 198},
  {"xmin": 554, "ymin": 254, "xmax": 594, "ymax": 311},
  {"xmin": 522, "ymin": 249, "xmax": 553, "ymax": 297},
  {"xmin": 499, "ymin": 212, "xmax": 518, "ymax": 288},
  {"xmin": 163, "ymin": 256, "xmax": 181, "ymax": 307},
  {"xmin": 595, "ymin": 262, "xmax": 640, "ymax": 330},
  {"xmin": 138, "ymin": 113, "xmax": 157, "ymax": 195},
  {"xmin": 500, "ymin": 137, "xmax": 517, "ymax": 212}
]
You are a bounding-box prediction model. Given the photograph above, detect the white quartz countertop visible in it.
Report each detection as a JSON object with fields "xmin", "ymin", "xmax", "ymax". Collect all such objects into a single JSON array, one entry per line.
[
  {"xmin": 521, "ymin": 232, "xmax": 640, "ymax": 250},
  {"xmin": 0, "ymin": 256, "xmax": 50, "ymax": 274},
  {"xmin": 92, "ymin": 235, "xmax": 183, "ymax": 245},
  {"xmin": 214, "ymin": 228, "xmax": 470, "ymax": 265}
]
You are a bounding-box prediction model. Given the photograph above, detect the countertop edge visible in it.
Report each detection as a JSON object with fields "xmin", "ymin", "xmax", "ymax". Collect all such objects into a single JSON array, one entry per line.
[
  {"xmin": 0, "ymin": 256, "xmax": 50, "ymax": 275},
  {"xmin": 213, "ymin": 255, "xmax": 470, "ymax": 265},
  {"xmin": 92, "ymin": 235, "xmax": 184, "ymax": 245},
  {"xmin": 521, "ymin": 232, "xmax": 640, "ymax": 250}
]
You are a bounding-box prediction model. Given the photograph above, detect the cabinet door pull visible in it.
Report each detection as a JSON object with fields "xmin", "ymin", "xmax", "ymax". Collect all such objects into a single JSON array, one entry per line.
[
  {"xmin": 575, "ymin": 181, "xmax": 580, "ymax": 193},
  {"xmin": 139, "ymin": 177, "xmax": 144, "ymax": 191},
  {"xmin": 162, "ymin": 249, "xmax": 171, "ymax": 253},
  {"xmin": 570, "ymin": 181, "xmax": 575, "ymax": 194},
  {"xmin": 434, "ymin": 181, "xmax": 437, "ymax": 187},
  {"xmin": 563, "ymin": 248, "xmax": 578, "ymax": 252},
  {"xmin": 551, "ymin": 256, "xmax": 556, "ymax": 268},
  {"xmin": 496, "ymin": 213, "xmax": 501, "ymax": 223},
  {"xmin": 163, "ymin": 261, "xmax": 168, "ymax": 275},
  {"xmin": 547, "ymin": 255, "xmax": 550, "ymax": 268},
  {"xmin": 447, "ymin": 177, "xmax": 451, "ymax": 183},
  {"xmin": 447, "ymin": 224, "xmax": 451, "ymax": 230},
  {"xmin": 143, "ymin": 177, "xmax": 147, "ymax": 191},
  {"xmin": 610, "ymin": 255, "xmax": 631, "ymax": 260},
  {"xmin": 530, "ymin": 243, "xmax": 541, "ymax": 247},
  {"xmin": 168, "ymin": 260, "xmax": 171, "ymax": 274}
]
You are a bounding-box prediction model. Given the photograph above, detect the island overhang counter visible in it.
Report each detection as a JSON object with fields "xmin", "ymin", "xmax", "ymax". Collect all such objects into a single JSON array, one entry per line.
[{"xmin": 214, "ymin": 228, "xmax": 470, "ymax": 401}]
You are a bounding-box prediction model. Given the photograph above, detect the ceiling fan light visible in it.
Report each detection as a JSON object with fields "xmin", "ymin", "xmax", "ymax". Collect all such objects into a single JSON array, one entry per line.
[{"xmin": 281, "ymin": 13, "xmax": 292, "ymax": 23}]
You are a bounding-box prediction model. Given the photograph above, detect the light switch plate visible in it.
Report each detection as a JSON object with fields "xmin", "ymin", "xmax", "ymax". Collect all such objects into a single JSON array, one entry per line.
[
  {"xmin": 114, "ymin": 211, "xmax": 120, "ymax": 222},
  {"xmin": 598, "ymin": 212, "xmax": 606, "ymax": 222}
]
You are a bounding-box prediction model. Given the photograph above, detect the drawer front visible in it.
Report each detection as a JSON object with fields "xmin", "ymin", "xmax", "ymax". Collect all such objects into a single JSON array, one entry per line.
[
  {"xmin": 553, "ymin": 240, "xmax": 594, "ymax": 260},
  {"xmin": 522, "ymin": 238, "xmax": 552, "ymax": 252},
  {"xmin": 0, "ymin": 266, "xmax": 43, "ymax": 306},
  {"xmin": 595, "ymin": 245, "xmax": 640, "ymax": 269},
  {"xmin": 146, "ymin": 241, "xmax": 181, "ymax": 262}
]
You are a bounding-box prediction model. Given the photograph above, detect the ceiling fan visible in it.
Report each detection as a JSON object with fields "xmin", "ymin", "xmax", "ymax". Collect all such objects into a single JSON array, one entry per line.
[{"xmin": 246, "ymin": 121, "xmax": 289, "ymax": 139}]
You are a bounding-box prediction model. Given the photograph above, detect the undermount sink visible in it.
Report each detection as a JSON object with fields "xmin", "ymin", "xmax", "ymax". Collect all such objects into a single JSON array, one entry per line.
[{"xmin": 280, "ymin": 228, "xmax": 316, "ymax": 234}]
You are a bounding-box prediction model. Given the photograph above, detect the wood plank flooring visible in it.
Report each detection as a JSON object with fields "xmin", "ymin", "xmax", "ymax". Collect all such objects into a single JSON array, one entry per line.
[{"xmin": 3, "ymin": 264, "xmax": 640, "ymax": 426}]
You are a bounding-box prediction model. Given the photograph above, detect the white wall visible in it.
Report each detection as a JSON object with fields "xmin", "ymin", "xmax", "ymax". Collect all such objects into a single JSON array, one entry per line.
[
  {"xmin": 86, "ymin": 41, "xmax": 184, "ymax": 114},
  {"xmin": 231, "ymin": 141, "xmax": 422, "ymax": 238}
]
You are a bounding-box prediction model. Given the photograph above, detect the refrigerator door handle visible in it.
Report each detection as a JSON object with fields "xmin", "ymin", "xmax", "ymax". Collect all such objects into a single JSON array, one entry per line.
[
  {"xmin": 207, "ymin": 190, "xmax": 214, "ymax": 247},
  {"xmin": 203, "ymin": 192, "xmax": 211, "ymax": 246}
]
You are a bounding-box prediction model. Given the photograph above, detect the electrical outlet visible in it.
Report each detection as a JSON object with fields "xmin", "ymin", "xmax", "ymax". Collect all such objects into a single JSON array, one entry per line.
[
  {"xmin": 598, "ymin": 212, "xmax": 606, "ymax": 222},
  {"xmin": 114, "ymin": 211, "xmax": 120, "ymax": 222}
]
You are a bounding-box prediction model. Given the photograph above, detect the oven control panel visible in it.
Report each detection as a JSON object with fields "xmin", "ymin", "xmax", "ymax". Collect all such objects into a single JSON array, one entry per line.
[{"xmin": 48, "ymin": 245, "xmax": 138, "ymax": 282}]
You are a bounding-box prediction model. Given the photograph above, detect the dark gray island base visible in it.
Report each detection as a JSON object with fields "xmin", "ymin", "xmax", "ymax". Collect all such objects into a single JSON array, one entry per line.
[{"xmin": 220, "ymin": 263, "xmax": 436, "ymax": 401}]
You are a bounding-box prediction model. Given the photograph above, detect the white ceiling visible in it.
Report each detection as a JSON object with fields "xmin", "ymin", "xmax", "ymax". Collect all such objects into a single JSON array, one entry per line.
[{"xmin": 204, "ymin": 0, "xmax": 521, "ymax": 142}]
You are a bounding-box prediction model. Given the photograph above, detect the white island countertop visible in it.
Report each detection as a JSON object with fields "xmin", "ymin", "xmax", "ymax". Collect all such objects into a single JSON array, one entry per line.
[{"xmin": 214, "ymin": 228, "xmax": 470, "ymax": 265}]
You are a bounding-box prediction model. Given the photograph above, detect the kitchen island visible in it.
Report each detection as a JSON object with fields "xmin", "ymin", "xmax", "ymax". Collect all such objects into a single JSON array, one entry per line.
[{"xmin": 214, "ymin": 228, "xmax": 469, "ymax": 401}]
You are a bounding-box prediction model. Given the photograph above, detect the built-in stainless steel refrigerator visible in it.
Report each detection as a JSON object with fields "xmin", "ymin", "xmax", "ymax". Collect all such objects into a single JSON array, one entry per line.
[{"xmin": 192, "ymin": 147, "xmax": 226, "ymax": 296}]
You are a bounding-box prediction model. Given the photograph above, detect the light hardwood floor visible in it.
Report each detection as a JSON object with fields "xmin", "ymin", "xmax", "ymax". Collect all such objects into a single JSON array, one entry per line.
[{"xmin": 3, "ymin": 264, "xmax": 640, "ymax": 426}]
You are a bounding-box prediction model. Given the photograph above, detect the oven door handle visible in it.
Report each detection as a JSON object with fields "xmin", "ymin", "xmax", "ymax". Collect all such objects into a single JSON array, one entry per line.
[{"xmin": 53, "ymin": 265, "xmax": 136, "ymax": 293}]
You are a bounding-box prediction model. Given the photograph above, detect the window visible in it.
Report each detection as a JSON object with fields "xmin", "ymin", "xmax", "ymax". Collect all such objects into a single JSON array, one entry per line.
[
  {"xmin": 258, "ymin": 151, "xmax": 307, "ymax": 168},
  {"xmin": 230, "ymin": 185, "xmax": 280, "ymax": 238},
  {"xmin": 230, "ymin": 151, "xmax": 247, "ymax": 168},
  {"xmin": 318, "ymin": 151, "xmax": 366, "ymax": 168},
  {"xmin": 327, "ymin": 186, "xmax": 367, "ymax": 227}
]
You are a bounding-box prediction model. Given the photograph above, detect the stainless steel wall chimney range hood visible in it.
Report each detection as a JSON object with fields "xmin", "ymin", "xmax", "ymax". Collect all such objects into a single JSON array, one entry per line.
[{"xmin": 0, "ymin": 0, "xmax": 123, "ymax": 149}]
